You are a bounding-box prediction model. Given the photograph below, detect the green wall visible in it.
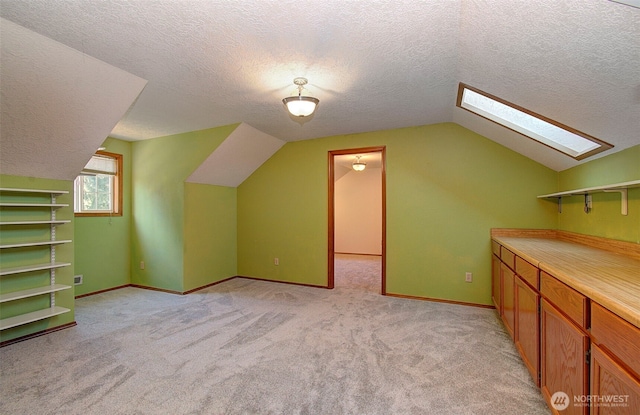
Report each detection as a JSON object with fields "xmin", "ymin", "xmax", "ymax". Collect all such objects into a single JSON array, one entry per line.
[
  {"xmin": 557, "ymin": 144, "xmax": 640, "ymax": 243},
  {"xmin": 0, "ymin": 175, "xmax": 75, "ymax": 343},
  {"xmin": 238, "ymin": 123, "xmax": 558, "ymax": 305},
  {"xmin": 183, "ymin": 183, "xmax": 237, "ymax": 291},
  {"xmin": 130, "ymin": 124, "xmax": 238, "ymax": 292},
  {"xmin": 74, "ymin": 138, "xmax": 132, "ymax": 296}
]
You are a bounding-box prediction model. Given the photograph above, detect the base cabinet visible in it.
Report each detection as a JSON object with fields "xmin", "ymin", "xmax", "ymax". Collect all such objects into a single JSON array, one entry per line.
[
  {"xmin": 541, "ymin": 298, "xmax": 589, "ymax": 415},
  {"xmin": 590, "ymin": 344, "xmax": 640, "ymax": 415},
  {"xmin": 492, "ymin": 234, "xmax": 640, "ymax": 415},
  {"xmin": 501, "ymin": 262, "xmax": 515, "ymax": 339},
  {"xmin": 492, "ymin": 254, "xmax": 502, "ymax": 312},
  {"xmin": 515, "ymin": 276, "xmax": 540, "ymax": 386}
]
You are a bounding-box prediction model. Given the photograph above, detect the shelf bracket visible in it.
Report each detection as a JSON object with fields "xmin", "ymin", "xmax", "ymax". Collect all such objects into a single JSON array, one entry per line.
[
  {"xmin": 584, "ymin": 194, "xmax": 592, "ymax": 214},
  {"xmin": 557, "ymin": 197, "xmax": 562, "ymax": 213},
  {"xmin": 603, "ymin": 188, "xmax": 628, "ymax": 215}
]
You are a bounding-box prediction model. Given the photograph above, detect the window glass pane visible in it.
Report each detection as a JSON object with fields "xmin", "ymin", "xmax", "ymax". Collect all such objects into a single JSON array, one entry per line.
[
  {"xmin": 460, "ymin": 88, "xmax": 599, "ymax": 157},
  {"xmin": 97, "ymin": 175, "xmax": 111, "ymax": 193},
  {"xmin": 83, "ymin": 176, "xmax": 97, "ymax": 193},
  {"xmin": 97, "ymin": 192, "xmax": 111, "ymax": 210},
  {"xmin": 83, "ymin": 192, "xmax": 97, "ymax": 210},
  {"xmin": 456, "ymin": 83, "xmax": 612, "ymax": 160}
]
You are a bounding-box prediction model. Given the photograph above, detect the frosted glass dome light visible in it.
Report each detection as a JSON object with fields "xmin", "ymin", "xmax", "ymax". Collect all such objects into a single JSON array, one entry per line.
[{"xmin": 283, "ymin": 77, "xmax": 319, "ymax": 117}]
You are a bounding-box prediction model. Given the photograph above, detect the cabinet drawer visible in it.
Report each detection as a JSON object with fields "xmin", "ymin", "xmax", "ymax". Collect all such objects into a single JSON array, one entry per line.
[
  {"xmin": 591, "ymin": 302, "xmax": 640, "ymax": 379},
  {"xmin": 540, "ymin": 271, "xmax": 588, "ymax": 329},
  {"xmin": 491, "ymin": 240, "xmax": 501, "ymax": 257},
  {"xmin": 516, "ymin": 256, "xmax": 538, "ymax": 289},
  {"xmin": 500, "ymin": 247, "xmax": 515, "ymax": 269}
]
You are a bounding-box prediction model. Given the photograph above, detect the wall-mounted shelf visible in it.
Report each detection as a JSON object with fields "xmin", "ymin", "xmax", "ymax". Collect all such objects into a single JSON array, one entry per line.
[
  {"xmin": 0, "ymin": 202, "xmax": 68, "ymax": 208},
  {"xmin": 0, "ymin": 187, "xmax": 72, "ymax": 333},
  {"xmin": 0, "ymin": 262, "xmax": 72, "ymax": 276},
  {"xmin": 0, "ymin": 187, "xmax": 69, "ymax": 195},
  {"xmin": 0, "ymin": 284, "xmax": 71, "ymax": 303},
  {"xmin": 0, "ymin": 220, "xmax": 71, "ymax": 226},
  {"xmin": 0, "ymin": 306, "xmax": 71, "ymax": 331},
  {"xmin": 0, "ymin": 240, "xmax": 72, "ymax": 249},
  {"xmin": 538, "ymin": 180, "xmax": 640, "ymax": 215}
]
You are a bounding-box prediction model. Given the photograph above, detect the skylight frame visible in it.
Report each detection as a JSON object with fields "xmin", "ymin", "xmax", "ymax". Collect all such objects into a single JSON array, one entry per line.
[{"xmin": 456, "ymin": 83, "xmax": 613, "ymax": 160}]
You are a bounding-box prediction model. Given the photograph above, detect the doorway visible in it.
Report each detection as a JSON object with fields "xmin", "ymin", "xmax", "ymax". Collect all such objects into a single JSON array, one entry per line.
[{"xmin": 328, "ymin": 146, "xmax": 386, "ymax": 294}]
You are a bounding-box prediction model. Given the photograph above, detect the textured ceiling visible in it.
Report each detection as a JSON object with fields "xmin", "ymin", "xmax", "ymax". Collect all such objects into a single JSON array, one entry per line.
[
  {"xmin": 0, "ymin": 18, "xmax": 147, "ymax": 181},
  {"xmin": 1, "ymin": 0, "xmax": 639, "ymax": 173}
]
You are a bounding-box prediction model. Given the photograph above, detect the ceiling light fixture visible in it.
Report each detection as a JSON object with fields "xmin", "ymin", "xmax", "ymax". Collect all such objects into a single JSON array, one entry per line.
[
  {"xmin": 282, "ymin": 77, "xmax": 319, "ymax": 117},
  {"xmin": 352, "ymin": 155, "xmax": 366, "ymax": 172}
]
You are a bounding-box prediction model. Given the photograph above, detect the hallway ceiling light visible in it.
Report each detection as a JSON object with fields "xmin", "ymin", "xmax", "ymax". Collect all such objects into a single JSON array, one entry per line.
[
  {"xmin": 282, "ymin": 77, "xmax": 319, "ymax": 117},
  {"xmin": 352, "ymin": 155, "xmax": 366, "ymax": 171}
]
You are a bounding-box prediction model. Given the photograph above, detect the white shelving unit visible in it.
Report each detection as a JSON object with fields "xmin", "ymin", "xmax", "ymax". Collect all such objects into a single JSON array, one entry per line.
[
  {"xmin": 0, "ymin": 187, "xmax": 72, "ymax": 332},
  {"xmin": 537, "ymin": 180, "xmax": 640, "ymax": 215}
]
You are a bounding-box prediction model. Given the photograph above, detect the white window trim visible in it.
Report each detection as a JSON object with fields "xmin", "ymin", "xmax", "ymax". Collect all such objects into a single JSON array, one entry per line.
[{"xmin": 74, "ymin": 151, "xmax": 122, "ymax": 216}]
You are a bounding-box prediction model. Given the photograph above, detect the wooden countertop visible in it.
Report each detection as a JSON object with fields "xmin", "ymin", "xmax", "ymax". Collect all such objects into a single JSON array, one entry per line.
[{"xmin": 491, "ymin": 230, "xmax": 640, "ymax": 329}]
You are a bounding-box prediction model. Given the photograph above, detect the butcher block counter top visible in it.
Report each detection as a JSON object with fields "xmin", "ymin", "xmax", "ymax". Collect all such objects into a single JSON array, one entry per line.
[{"xmin": 491, "ymin": 229, "xmax": 640, "ymax": 329}]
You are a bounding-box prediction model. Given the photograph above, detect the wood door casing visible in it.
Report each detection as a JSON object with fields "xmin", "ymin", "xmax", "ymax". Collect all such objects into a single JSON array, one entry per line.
[{"xmin": 328, "ymin": 146, "xmax": 386, "ymax": 293}]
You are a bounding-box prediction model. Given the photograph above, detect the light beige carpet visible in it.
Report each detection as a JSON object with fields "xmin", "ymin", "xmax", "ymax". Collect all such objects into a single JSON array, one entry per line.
[{"xmin": 0, "ymin": 256, "xmax": 549, "ymax": 414}]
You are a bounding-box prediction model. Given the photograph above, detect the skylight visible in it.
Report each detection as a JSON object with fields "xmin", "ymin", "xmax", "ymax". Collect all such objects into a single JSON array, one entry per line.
[{"xmin": 456, "ymin": 83, "xmax": 613, "ymax": 160}]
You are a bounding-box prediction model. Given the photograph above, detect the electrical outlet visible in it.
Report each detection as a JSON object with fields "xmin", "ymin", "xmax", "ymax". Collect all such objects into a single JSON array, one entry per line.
[
  {"xmin": 465, "ymin": 272, "xmax": 473, "ymax": 283},
  {"xmin": 274, "ymin": 258, "xmax": 279, "ymax": 266},
  {"xmin": 140, "ymin": 261, "xmax": 145, "ymax": 270}
]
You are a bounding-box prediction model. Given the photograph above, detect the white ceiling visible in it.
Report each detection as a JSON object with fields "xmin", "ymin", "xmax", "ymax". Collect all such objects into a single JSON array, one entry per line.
[
  {"xmin": 1, "ymin": 0, "xmax": 639, "ymax": 173},
  {"xmin": 0, "ymin": 18, "xmax": 147, "ymax": 181}
]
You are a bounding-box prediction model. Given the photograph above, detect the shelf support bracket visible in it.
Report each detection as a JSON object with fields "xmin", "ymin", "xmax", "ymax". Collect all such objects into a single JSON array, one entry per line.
[
  {"xmin": 603, "ymin": 188, "xmax": 628, "ymax": 215},
  {"xmin": 584, "ymin": 194, "xmax": 592, "ymax": 214},
  {"xmin": 557, "ymin": 197, "xmax": 562, "ymax": 213}
]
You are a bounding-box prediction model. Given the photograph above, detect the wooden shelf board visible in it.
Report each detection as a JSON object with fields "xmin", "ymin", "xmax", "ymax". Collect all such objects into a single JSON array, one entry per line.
[
  {"xmin": 0, "ymin": 306, "xmax": 70, "ymax": 331},
  {"xmin": 0, "ymin": 240, "xmax": 72, "ymax": 249},
  {"xmin": 0, "ymin": 284, "xmax": 72, "ymax": 303},
  {"xmin": 0, "ymin": 262, "xmax": 72, "ymax": 276}
]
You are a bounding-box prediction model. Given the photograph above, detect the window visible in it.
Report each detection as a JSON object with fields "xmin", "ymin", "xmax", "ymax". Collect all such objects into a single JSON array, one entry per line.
[
  {"xmin": 74, "ymin": 151, "xmax": 122, "ymax": 216},
  {"xmin": 456, "ymin": 83, "xmax": 613, "ymax": 160}
]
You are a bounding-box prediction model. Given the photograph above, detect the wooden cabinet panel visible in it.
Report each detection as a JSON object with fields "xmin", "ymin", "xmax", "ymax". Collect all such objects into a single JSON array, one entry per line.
[
  {"xmin": 515, "ymin": 276, "xmax": 540, "ymax": 386},
  {"xmin": 500, "ymin": 246, "xmax": 515, "ymax": 270},
  {"xmin": 541, "ymin": 271, "xmax": 589, "ymax": 329},
  {"xmin": 492, "ymin": 254, "xmax": 502, "ymax": 312},
  {"xmin": 591, "ymin": 302, "xmax": 640, "ymax": 379},
  {"xmin": 591, "ymin": 344, "xmax": 640, "ymax": 415},
  {"xmin": 516, "ymin": 256, "xmax": 539, "ymax": 289},
  {"xmin": 541, "ymin": 298, "xmax": 589, "ymax": 415},
  {"xmin": 501, "ymin": 262, "xmax": 515, "ymax": 339},
  {"xmin": 492, "ymin": 240, "xmax": 501, "ymax": 257}
]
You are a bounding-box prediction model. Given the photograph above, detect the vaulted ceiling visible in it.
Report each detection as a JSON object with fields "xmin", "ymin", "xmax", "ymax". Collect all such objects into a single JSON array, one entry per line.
[{"xmin": 1, "ymin": 0, "xmax": 639, "ymax": 175}]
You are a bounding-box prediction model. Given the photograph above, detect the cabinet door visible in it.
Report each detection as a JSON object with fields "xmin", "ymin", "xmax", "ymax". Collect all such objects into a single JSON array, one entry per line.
[
  {"xmin": 541, "ymin": 298, "xmax": 589, "ymax": 415},
  {"xmin": 501, "ymin": 262, "xmax": 515, "ymax": 339},
  {"xmin": 492, "ymin": 254, "xmax": 502, "ymax": 312},
  {"xmin": 591, "ymin": 344, "xmax": 640, "ymax": 415},
  {"xmin": 515, "ymin": 276, "xmax": 540, "ymax": 386}
]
